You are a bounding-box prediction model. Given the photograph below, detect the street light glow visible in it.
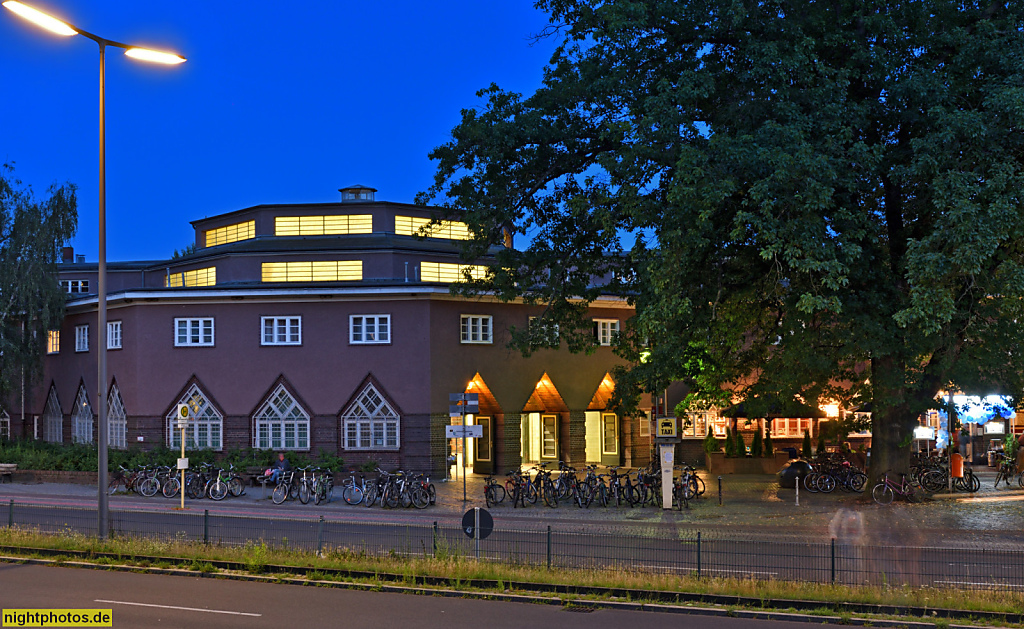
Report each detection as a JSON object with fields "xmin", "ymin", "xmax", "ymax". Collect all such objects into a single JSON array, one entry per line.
[
  {"xmin": 125, "ymin": 47, "xmax": 185, "ymax": 64},
  {"xmin": 2, "ymin": 1, "xmax": 76, "ymax": 36}
]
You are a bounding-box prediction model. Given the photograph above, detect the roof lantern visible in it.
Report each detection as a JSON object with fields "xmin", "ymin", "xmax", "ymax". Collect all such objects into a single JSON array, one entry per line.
[{"xmin": 339, "ymin": 185, "xmax": 376, "ymax": 203}]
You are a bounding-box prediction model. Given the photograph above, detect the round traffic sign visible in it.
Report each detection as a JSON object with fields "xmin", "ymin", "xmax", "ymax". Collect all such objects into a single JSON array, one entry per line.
[{"xmin": 462, "ymin": 507, "xmax": 493, "ymax": 540}]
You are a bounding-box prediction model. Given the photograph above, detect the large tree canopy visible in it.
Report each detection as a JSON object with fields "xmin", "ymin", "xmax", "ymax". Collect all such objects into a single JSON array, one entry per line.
[
  {"xmin": 420, "ymin": 0, "xmax": 1024, "ymax": 481},
  {"xmin": 0, "ymin": 164, "xmax": 77, "ymax": 405}
]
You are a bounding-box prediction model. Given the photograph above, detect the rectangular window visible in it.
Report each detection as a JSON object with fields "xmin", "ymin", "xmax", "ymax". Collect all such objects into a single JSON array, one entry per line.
[
  {"xmin": 75, "ymin": 324, "xmax": 89, "ymax": 352},
  {"xmin": 261, "ymin": 260, "xmax": 362, "ymax": 282},
  {"xmin": 541, "ymin": 415, "xmax": 558, "ymax": 459},
  {"xmin": 175, "ymin": 318, "xmax": 214, "ymax": 347},
  {"xmin": 420, "ymin": 261, "xmax": 488, "ymax": 283},
  {"xmin": 204, "ymin": 220, "xmax": 255, "ymax": 247},
  {"xmin": 59, "ymin": 279, "xmax": 89, "ymax": 294},
  {"xmin": 460, "ymin": 315, "xmax": 493, "ymax": 344},
  {"xmin": 47, "ymin": 330, "xmax": 60, "ymax": 354},
  {"xmin": 528, "ymin": 316, "xmax": 560, "ymax": 344},
  {"xmin": 395, "ymin": 215, "xmax": 471, "ymax": 240},
  {"xmin": 594, "ymin": 319, "xmax": 620, "ymax": 346},
  {"xmin": 107, "ymin": 321, "xmax": 122, "ymax": 350},
  {"xmin": 261, "ymin": 316, "xmax": 301, "ymax": 345},
  {"xmin": 639, "ymin": 415, "xmax": 650, "ymax": 437},
  {"xmin": 350, "ymin": 315, "xmax": 390, "ymax": 344},
  {"xmin": 602, "ymin": 413, "xmax": 617, "ymax": 454},
  {"xmin": 476, "ymin": 417, "xmax": 491, "ymax": 461},
  {"xmin": 0, "ymin": 412, "xmax": 8, "ymax": 439},
  {"xmin": 275, "ymin": 215, "xmax": 372, "ymax": 236},
  {"xmin": 166, "ymin": 266, "xmax": 216, "ymax": 288}
]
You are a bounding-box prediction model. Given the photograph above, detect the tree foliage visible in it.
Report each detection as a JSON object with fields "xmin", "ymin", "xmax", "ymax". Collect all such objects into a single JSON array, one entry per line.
[
  {"xmin": 0, "ymin": 164, "xmax": 77, "ymax": 403},
  {"xmin": 421, "ymin": 0, "xmax": 1024, "ymax": 483}
]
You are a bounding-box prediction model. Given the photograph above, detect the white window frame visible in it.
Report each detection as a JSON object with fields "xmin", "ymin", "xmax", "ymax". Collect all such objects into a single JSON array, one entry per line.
[
  {"xmin": 460, "ymin": 315, "xmax": 493, "ymax": 344},
  {"xmin": 108, "ymin": 385, "xmax": 126, "ymax": 449},
  {"xmin": 166, "ymin": 384, "xmax": 223, "ymax": 450},
  {"xmin": 342, "ymin": 384, "xmax": 400, "ymax": 451},
  {"xmin": 43, "ymin": 386, "xmax": 62, "ymax": 443},
  {"xmin": 0, "ymin": 409, "xmax": 9, "ymax": 439},
  {"xmin": 253, "ymin": 385, "xmax": 310, "ymax": 450},
  {"xmin": 528, "ymin": 316, "xmax": 560, "ymax": 344},
  {"xmin": 47, "ymin": 330, "xmax": 59, "ymax": 354},
  {"xmin": 107, "ymin": 321, "xmax": 122, "ymax": 350},
  {"xmin": 72, "ymin": 385, "xmax": 93, "ymax": 444},
  {"xmin": 594, "ymin": 319, "xmax": 619, "ymax": 346},
  {"xmin": 261, "ymin": 316, "xmax": 302, "ymax": 346},
  {"xmin": 74, "ymin": 324, "xmax": 89, "ymax": 353},
  {"xmin": 350, "ymin": 314, "xmax": 391, "ymax": 344},
  {"xmin": 175, "ymin": 318, "xmax": 215, "ymax": 347}
]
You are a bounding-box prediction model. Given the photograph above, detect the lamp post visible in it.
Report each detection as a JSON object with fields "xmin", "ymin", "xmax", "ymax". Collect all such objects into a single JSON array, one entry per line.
[{"xmin": 3, "ymin": 1, "xmax": 184, "ymax": 539}]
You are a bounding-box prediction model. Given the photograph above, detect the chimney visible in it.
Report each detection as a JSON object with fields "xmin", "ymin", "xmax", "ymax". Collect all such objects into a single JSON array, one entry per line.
[
  {"xmin": 62, "ymin": 247, "xmax": 74, "ymax": 263},
  {"xmin": 76, "ymin": 255, "xmax": 85, "ymax": 264}
]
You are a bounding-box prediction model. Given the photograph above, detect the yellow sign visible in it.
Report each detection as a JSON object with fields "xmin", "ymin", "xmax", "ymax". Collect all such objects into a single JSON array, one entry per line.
[
  {"xmin": 3, "ymin": 610, "xmax": 113, "ymax": 627},
  {"xmin": 657, "ymin": 417, "xmax": 677, "ymax": 438}
]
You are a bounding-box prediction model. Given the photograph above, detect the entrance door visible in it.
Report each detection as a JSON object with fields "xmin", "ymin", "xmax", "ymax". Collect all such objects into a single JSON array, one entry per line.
[
  {"xmin": 473, "ymin": 416, "xmax": 493, "ymax": 475},
  {"xmin": 540, "ymin": 414, "xmax": 559, "ymax": 462},
  {"xmin": 600, "ymin": 413, "xmax": 619, "ymax": 466}
]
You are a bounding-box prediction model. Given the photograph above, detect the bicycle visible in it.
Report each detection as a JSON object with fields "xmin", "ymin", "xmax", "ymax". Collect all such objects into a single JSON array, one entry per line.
[
  {"xmin": 484, "ymin": 476, "xmax": 506, "ymax": 507},
  {"xmin": 271, "ymin": 470, "xmax": 296, "ymax": 504},
  {"xmin": 995, "ymin": 454, "xmax": 1018, "ymax": 489},
  {"xmin": 871, "ymin": 472, "xmax": 923, "ymax": 504}
]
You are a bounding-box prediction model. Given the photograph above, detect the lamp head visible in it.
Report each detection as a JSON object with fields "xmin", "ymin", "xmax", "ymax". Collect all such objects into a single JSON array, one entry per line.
[{"xmin": 3, "ymin": 0, "xmax": 77, "ymax": 36}]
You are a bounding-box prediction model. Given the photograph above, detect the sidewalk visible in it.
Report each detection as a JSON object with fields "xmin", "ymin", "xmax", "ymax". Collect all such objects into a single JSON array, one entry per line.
[{"xmin": 2, "ymin": 468, "xmax": 1023, "ymax": 546}]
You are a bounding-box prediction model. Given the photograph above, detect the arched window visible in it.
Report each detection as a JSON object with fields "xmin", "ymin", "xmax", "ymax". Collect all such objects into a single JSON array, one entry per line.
[
  {"xmin": 108, "ymin": 385, "xmax": 127, "ymax": 449},
  {"xmin": 43, "ymin": 386, "xmax": 62, "ymax": 443},
  {"xmin": 253, "ymin": 385, "xmax": 309, "ymax": 450},
  {"xmin": 166, "ymin": 384, "xmax": 222, "ymax": 450},
  {"xmin": 341, "ymin": 383, "xmax": 399, "ymax": 450},
  {"xmin": 72, "ymin": 385, "xmax": 93, "ymax": 444},
  {"xmin": 0, "ymin": 408, "xmax": 9, "ymax": 439}
]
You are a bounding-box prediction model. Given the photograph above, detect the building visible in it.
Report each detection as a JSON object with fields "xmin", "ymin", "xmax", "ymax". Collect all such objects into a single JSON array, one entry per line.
[{"xmin": 12, "ymin": 186, "xmax": 650, "ymax": 475}]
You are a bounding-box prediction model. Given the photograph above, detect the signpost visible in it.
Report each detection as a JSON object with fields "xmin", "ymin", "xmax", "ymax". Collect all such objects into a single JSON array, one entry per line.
[
  {"xmin": 175, "ymin": 403, "xmax": 190, "ymax": 510},
  {"xmin": 449, "ymin": 393, "xmax": 479, "ymax": 502},
  {"xmin": 654, "ymin": 416, "xmax": 679, "ymax": 509},
  {"xmin": 462, "ymin": 507, "xmax": 493, "ymax": 558}
]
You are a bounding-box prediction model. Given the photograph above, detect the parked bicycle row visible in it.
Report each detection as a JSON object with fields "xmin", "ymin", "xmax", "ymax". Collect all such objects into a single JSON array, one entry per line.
[
  {"xmin": 910, "ymin": 452, "xmax": 981, "ymax": 493},
  {"xmin": 801, "ymin": 453, "xmax": 869, "ymax": 494},
  {"xmin": 483, "ymin": 462, "xmax": 706, "ymax": 509},
  {"xmin": 265, "ymin": 468, "xmax": 437, "ymax": 509},
  {"xmin": 108, "ymin": 463, "xmax": 246, "ymax": 501}
]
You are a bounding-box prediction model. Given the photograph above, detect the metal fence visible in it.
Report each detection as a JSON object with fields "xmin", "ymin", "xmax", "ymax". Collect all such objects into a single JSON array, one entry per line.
[{"xmin": 3, "ymin": 500, "xmax": 1021, "ymax": 591}]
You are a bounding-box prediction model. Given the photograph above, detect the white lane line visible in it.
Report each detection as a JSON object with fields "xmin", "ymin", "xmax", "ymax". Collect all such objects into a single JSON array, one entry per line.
[{"xmin": 95, "ymin": 599, "xmax": 261, "ymax": 616}]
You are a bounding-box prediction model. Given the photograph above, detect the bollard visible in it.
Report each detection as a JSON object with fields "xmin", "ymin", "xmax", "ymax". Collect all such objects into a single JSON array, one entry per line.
[
  {"xmin": 831, "ymin": 538, "xmax": 836, "ymax": 584},
  {"xmin": 546, "ymin": 525, "xmax": 552, "ymax": 569},
  {"xmin": 203, "ymin": 509, "xmax": 209, "ymax": 545},
  {"xmin": 717, "ymin": 476, "xmax": 722, "ymax": 506},
  {"xmin": 8, "ymin": 499, "xmax": 12, "ymax": 528},
  {"xmin": 433, "ymin": 521, "xmax": 438, "ymax": 557},
  {"xmin": 796, "ymin": 477, "xmax": 800, "ymax": 506},
  {"xmin": 317, "ymin": 515, "xmax": 324, "ymax": 555}
]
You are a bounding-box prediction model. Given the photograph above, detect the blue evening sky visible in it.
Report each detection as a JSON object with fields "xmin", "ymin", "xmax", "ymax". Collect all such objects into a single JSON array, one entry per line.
[{"xmin": 1, "ymin": 1, "xmax": 558, "ymax": 261}]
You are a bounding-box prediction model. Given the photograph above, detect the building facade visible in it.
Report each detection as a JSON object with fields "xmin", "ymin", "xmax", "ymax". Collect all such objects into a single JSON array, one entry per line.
[{"xmin": 12, "ymin": 187, "xmax": 651, "ymax": 475}]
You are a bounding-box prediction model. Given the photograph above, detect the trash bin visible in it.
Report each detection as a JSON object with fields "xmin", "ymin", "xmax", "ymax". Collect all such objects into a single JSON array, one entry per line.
[{"xmin": 988, "ymin": 451, "xmax": 996, "ymax": 467}]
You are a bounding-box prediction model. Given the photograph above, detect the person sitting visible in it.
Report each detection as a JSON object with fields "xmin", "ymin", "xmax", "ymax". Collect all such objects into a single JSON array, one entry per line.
[{"xmin": 268, "ymin": 453, "xmax": 290, "ymax": 483}]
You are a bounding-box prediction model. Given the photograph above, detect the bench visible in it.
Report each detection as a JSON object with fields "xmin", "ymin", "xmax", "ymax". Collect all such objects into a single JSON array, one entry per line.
[{"xmin": 0, "ymin": 463, "xmax": 17, "ymax": 483}]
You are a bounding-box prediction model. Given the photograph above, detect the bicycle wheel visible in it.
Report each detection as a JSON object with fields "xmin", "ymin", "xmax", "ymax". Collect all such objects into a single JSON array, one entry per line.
[
  {"xmin": 920, "ymin": 470, "xmax": 945, "ymax": 493},
  {"xmin": 272, "ymin": 483, "xmax": 289, "ymax": 504},
  {"xmin": 399, "ymin": 487, "xmax": 414, "ymax": 509},
  {"xmin": 138, "ymin": 477, "xmax": 160, "ymax": 498},
  {"xmin": 427, "ymin": 483, "xmax": 436, "ymax": 505},
  {"xmin": 313, "ymin": 480, "xmax": 322, "ymax": 506},
  {"xmin": 209, "ymin": 480, "xmax": 228, "ymax": 501},
  {"xmin": 491, "ymin": 483, "xmax": 505, "ymax": 504},
  {"xmin": 692, "ymin": 475, "xmax": 706, "ymax": 496},
  {"xmin": 228, "ymin": 476, "xmax": 245, "ymax": 497},
  {"xmin": 384, "ymin": 484, "xmax": 400, "ymax": 509},
  {"xmin": 412, "ymin": 485, "xmax": 430, "ymax": 509},
  {"xmin": 525, "ymin": 483, "xmax": 538, "ymax": 505},
  {"xmin": 1017, "ymin": 472, "xmax": 1024, "ymax": 489},
  {"xmin": 108, "ymin": 476, "xmax": 125, "ymax": 495},
  {"xmin": 849, "ymin": 472, "xmax": 867, "ymax": 493},
  {"xmin": 817, "ymin": 474, "xmax": 836, "ymax": 494},
  {"xmin": 325, "ymin": 480, "xmax": 334, "ymax": 503},
  {"xmin": 485, "ymin": 485, "xmax": 495, "ymax": 508},
  {"xmin": 343, "ymin": 484, "xmax": 364, "ymax": 506},
  {"xmin": 162, "ymin": 476, "xmax": 180, "ymax": 499},
  {"xmin": 363, "ymin": 483, "xmax": 378, "ymax": 507},
  {"xmin": 298, "ymin": 482, "xmax": 311, "ymax": 504},
  {"xmin": 803, "ymin": 472, "xmax": 820, "ymax": 493},
  {"xmin": 543, "ymin": 482, "xmax": 558, "ymax": 508},
  {"xmin": 871, "ymin": 483, "xmax": 894, "ymax": 505}
]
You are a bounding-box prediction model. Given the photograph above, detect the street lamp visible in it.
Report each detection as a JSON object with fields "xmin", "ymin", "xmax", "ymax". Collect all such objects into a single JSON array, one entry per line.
[{"xmin": 3, "ymin": 0, "xmax": 185, "ymax": 539}]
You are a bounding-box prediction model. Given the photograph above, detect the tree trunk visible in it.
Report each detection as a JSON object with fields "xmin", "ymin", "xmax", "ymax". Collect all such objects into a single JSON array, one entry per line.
[{"xmin": 866, "ymin": 357, "xmax": 919, "ymax": 490}]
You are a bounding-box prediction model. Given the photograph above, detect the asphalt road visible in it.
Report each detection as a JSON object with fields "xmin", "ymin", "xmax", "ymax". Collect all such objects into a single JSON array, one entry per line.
[{"xmin": 0, "ymin": 563, "xmax": 847, "ymax": 629}]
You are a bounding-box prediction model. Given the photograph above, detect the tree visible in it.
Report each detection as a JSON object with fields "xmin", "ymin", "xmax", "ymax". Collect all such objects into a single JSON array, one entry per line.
[
  {"xmin": 734, "ymin": 428, "xmax": 747, "ymax": 458},
  {"xmin": 703, "ymin": 427, "xmax": 719, "ymax": 456},
  {"xmin": 0, "ymin": 164, "xmax": 77, "ymax": 405},
  {"xmin": 802, "ymin": 430, "xmax": 814, "ymax": 460},
  {"xmin": 421, "ymin": 0, "xmax": 1024, "ymax": 488},
  {"xmin": 763, "ymin": 427, "xmax": 774, "ymax": 458},
  {"xmin": 751, "ymin": 427, "xmax": 764, "ymax": 458},
  {"xmin": 816, "ymin": 430, "xmax": 827, "ymax": 457}
]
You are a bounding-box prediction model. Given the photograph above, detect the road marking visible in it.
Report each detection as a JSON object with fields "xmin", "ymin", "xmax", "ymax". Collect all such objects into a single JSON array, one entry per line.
[{"xmin": 95, "ymin": 599, "xmax": 262, "ymax": 616}]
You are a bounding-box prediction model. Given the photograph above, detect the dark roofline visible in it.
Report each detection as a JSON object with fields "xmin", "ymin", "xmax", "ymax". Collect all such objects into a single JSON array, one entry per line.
[{"xmin": 189, "ymin": 200, "xmax": 458, "ymax": 228}]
